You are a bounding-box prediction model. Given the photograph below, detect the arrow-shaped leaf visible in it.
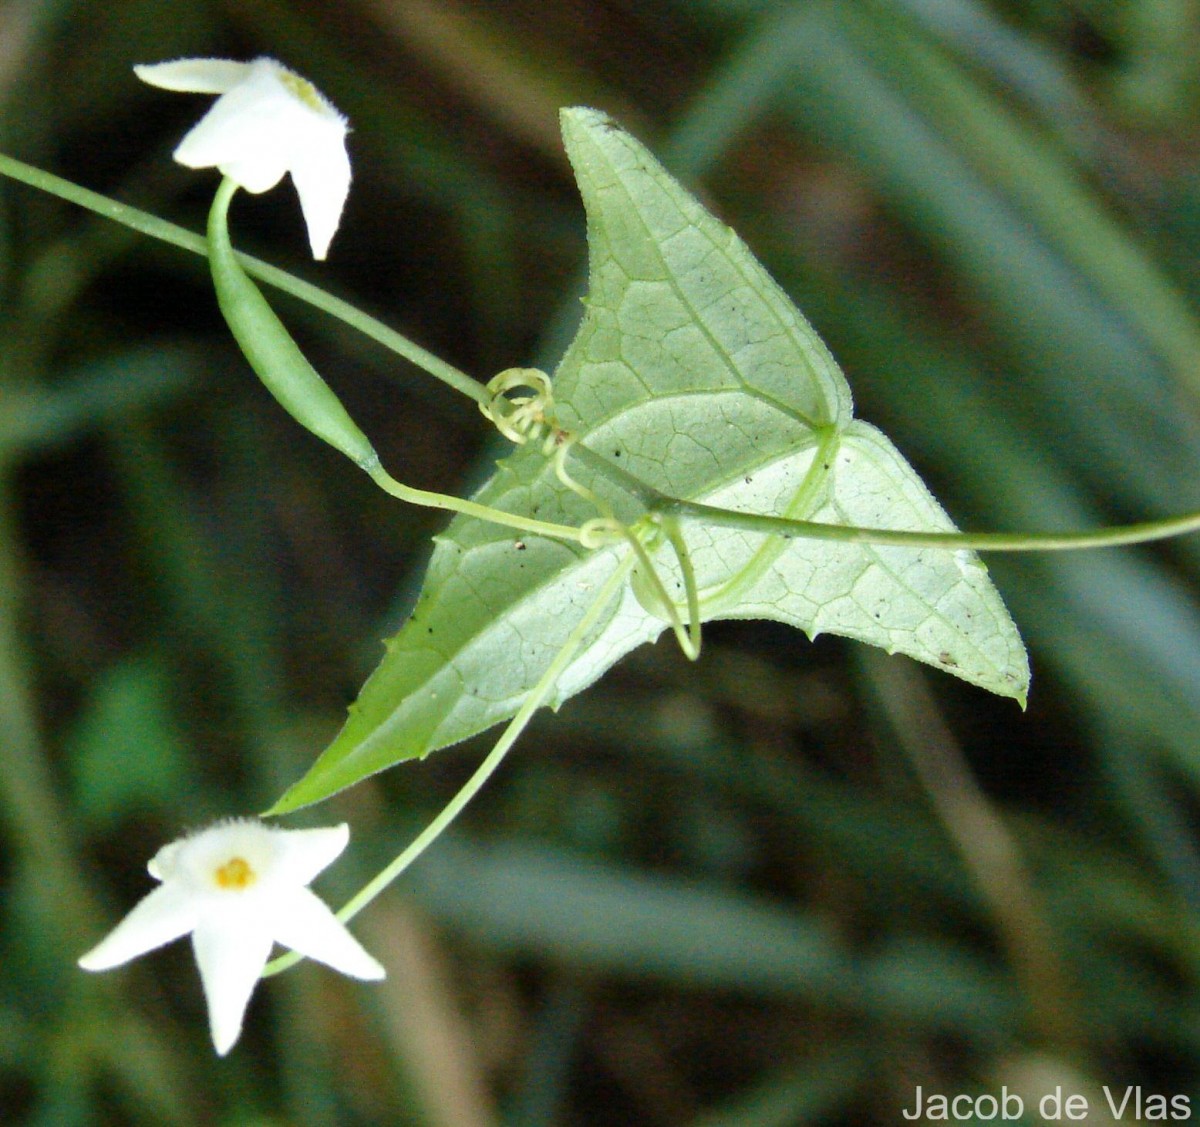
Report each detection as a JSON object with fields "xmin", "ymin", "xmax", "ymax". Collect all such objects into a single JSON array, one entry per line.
[{"xmin": 271, "ymin": 108, "xmax": 1027, "ymax": 813}]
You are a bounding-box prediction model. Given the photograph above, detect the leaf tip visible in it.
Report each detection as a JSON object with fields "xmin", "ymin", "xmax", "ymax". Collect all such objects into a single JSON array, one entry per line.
[
  {"xmin": 559, "ymin": 105, "xmax": 610, "ymax": 131},
  {"xmin": 261, "ymin": 792, "xmax": 297, "ymax": 818},
  {"xmin": 264, "ymin": 773, "xmax": 329, "ymax": 817},
  {"xmin": 559, "ymin": 106, "xmax": 633, "ymax": 161},
  {"xmin": 1011, "ymin": 676, "xmax": 1031, "ymax": 712}
]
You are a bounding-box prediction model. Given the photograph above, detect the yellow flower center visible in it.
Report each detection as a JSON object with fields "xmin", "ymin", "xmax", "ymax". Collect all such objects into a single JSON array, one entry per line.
[{"xmin": 215, "ymin": 856, "xmax": 257, "ymax": 890}]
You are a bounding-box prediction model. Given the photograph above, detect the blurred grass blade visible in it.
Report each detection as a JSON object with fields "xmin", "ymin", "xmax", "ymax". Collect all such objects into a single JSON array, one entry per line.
[
  {"xmin": 767, "ymin": 3, "xmax": 1200, "ymax": 518},
  {"xmin": 868, "ymin": 2, "xmax": 1200, "ymax": 398},
  {"xmin": 0, "ymin": 345, "xmax": 197, "ymax": 462}
]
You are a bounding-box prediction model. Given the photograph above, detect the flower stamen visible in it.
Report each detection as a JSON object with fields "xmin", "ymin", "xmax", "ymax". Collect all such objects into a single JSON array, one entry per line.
[
  {"xmin": 215, "ymin": 856, "xmax": 256, "ymax": 890},
  {"xmin": 277, "ymin": 70, "xmax": 327, "ymax": 113}
]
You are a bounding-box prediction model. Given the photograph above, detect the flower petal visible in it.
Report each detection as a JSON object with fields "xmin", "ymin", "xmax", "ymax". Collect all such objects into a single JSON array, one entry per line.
[
  {"xmin": 271, "ymin": 887, "xmax": 385, "ymax": 980},
  {"xmin": 171, "ymin": 70, "xmax": 297, "ymax": 191},
  {"xmin": 78, "ymin": 883, "xmax": 198, "ymax": 971},
  {"xmin": 134, "ymin": 58, "xmax": 250, "ymax": 95},
  {"xmin": 268, "ymin": 823, "xmax": 350, "ymax": 886},
  {"xmin": 290, "ymin": 132, "xmax": 351, "ymax": 259},
  {"xmin": 148, "ymin": 838, "xmax": 183, "ymax": 881},
  {"xmin": 137, "ymin": 55, "xmax": 351, "ymax": 258},
  {"xmin": 192, "ymin": 913, "xmax": 276, "ymax": 1055}
]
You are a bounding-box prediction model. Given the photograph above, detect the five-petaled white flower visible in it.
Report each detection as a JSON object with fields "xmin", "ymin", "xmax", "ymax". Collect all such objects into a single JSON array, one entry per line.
[
  {"xmin": 134, "ymin": 57, "xmax": 351, "ymax": 259},
  {"xmin": 79, "ymin": 819, "xmax": 384, "ymax": 1055}
]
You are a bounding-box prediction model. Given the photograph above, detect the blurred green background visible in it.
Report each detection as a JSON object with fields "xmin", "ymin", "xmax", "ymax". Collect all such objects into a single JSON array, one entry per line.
[{"xmin": 3, "ymin": 0, "xmax": 1200, "ymax": 1123}]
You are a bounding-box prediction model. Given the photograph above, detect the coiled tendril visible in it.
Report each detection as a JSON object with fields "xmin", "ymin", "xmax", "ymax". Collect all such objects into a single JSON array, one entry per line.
[
  {"xmin": 481, "ymin": 367, "xmax": 701, "ymax": 658},
  {"xmin": 480, "ymin": 368, "xmax": 563, "ymax": 453},
  {"xmin": 482, "ymin": 368, "xmax": 623, "ymax": 549}
]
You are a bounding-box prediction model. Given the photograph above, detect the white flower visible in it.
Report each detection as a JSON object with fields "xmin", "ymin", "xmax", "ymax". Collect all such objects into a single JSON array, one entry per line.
[
  {"xmin": 134, "ymin": 57, "xmax": 351, "ymax": 259},
  {"xmin": 79, "ymin": 819, "xmax": 384, "ymax": 1055}
]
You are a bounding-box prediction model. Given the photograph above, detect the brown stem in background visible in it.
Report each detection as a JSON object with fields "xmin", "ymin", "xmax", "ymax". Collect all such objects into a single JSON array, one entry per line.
[{"xmin": 865, "ymin": 652, "xmax": 1080, "ymax": 1052}]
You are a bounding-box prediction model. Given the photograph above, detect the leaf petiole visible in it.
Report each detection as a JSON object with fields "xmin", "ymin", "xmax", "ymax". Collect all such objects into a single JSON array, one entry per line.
[{"xmin": 623, "ymin": 517, "xmax": 702, "ymax": 661}]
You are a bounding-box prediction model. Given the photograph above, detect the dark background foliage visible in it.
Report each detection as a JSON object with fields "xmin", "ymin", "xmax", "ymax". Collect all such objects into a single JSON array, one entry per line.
[{"xmin": 2, "ymin": 1, "xmax": 1200, "ymax": 1123}]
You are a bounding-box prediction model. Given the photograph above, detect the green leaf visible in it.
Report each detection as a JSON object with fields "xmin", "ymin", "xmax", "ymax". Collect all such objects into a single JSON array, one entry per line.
[{"xmin": 271, "ymin": 107, "xmax": 1027, "ymax": 813}]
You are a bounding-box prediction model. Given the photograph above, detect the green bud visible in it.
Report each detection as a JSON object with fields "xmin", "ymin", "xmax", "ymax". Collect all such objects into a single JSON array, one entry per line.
[{"xmin": 206, "ymin": 177, "xmax": 379, "ymax": 472}]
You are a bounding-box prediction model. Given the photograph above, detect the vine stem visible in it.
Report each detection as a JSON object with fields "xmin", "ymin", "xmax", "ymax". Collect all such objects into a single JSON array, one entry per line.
[
  {"xmin": 666, "ymin": 497, "xmax": 1200, "ymax": 553},
  {"xmin": 205, "ymin": 177, "xmax": 586, "ymax": 545},
  {"xmin": 0, "ymin": 152, "xmax": 488, "ymax": 406},
  {"xmin": 261, "ymin": 549, "xmax": 639, "ymax": 979},
  {"xmin": 8, "ymin": 150, "xmax": 1200, "ymax": 556}
]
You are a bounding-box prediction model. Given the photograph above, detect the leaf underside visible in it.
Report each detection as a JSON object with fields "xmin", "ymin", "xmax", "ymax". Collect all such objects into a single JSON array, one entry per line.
[{"xmin": 272, "ymin": 107, "xmax": 1028, "ymax": 813}]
